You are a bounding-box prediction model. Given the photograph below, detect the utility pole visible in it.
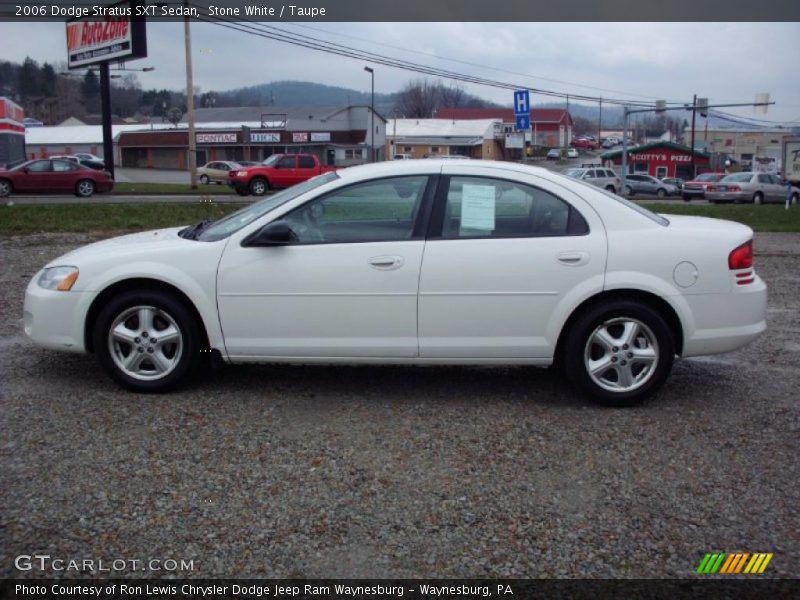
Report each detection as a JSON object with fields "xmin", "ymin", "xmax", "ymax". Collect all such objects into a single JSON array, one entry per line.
[
  {"xmin": 598, "ymin": 98, "xmax": 602, "ymax": 145},
  {"xmin": 364, "ymin": 66, "xmax": 375, "ymax": 162},
  {"xmin": 621, "ymin": 106, "xmax": 630, "ymax": 194},
  {"xmin": 184, "ymin": 12, "xmax": 197, "ymax": 188},
  {"xmin": 690, "ymin": 94, "xmax": 697, "ymax": 180}
]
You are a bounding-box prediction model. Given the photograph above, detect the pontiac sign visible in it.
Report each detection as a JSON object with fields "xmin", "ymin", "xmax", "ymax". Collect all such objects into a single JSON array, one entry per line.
[
  {"xmin": 196, "ymin": 133, "xmax": 238, "ymax": 144},
  {"xmin": 65, "ymin": 2, "xmax": 147, "ymax": 69}
]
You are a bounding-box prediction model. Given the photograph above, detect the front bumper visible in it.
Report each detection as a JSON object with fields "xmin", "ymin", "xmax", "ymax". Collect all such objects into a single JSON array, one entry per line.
[{"xmin": 23, "ymin": 275, "xmax": 91, "ymax": 353}]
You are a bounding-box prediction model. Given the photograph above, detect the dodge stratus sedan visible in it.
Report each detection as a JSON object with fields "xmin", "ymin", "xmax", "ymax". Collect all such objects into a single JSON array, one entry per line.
[{"xmin": 24, "ymin": 160, "xmax": 767, "ymax": 406}]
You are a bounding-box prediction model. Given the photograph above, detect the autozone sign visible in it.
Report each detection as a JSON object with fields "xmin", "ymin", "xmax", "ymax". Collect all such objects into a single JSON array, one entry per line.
[{"xmin": 65, "ymin": 4, "xmax": 147, "ymax": 69}]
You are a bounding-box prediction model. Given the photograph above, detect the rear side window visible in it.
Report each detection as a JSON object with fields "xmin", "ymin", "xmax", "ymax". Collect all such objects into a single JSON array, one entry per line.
[
  {"xmin": 298, "ymin": 156, "xmax": 316, "ymax": 169},
  {"xmin": 440, "ymin": 176, "xmax": 588, "ymax": 239}
]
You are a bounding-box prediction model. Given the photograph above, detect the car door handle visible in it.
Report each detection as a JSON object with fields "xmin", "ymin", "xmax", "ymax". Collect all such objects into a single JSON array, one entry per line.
[
  {"xmin": 557, "ymin": 251, "xmax": 590, "ymax": 266},
  {"xmin": 369, "ymin": 255, "xmax": 404, "ymax": 270}
]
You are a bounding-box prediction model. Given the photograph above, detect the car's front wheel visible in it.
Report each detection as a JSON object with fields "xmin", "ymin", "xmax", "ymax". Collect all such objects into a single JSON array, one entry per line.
[
  {"xmin": 93, "ymin": 289, "xmax": 204, "ymax": 392},
  {"xmin": 657, "ymin": 188, "xmax": 667, "ymax": 198},
  {"xmin": 753, "ymin": 192, "xmax": 764, "ymax": 205},
  {"xmin": 624, "ymin": 185, "xmax": 634, "ymax": 196},
  {"xmin": 75, "ymin": 179, "xmax": 95, "ymax": 198},
  {"xmin": 563, "ymin": 300, "xmax": 674, "ymax": 407},
  {"xmin": 249, "ymin": 177, "xmax": 269, "ymax": 196}
]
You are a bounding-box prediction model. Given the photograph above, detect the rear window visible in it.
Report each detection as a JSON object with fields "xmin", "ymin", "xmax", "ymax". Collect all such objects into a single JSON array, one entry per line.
[{"xmin": 721, "ymin": 173, "xmax": 753, "ymax": 183}]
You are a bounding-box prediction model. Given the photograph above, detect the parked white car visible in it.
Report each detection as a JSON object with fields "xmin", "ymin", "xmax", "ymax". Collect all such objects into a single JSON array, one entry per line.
[{"xmin": 24, "ymin": 160, "xmax": 766, "ymax": 406}]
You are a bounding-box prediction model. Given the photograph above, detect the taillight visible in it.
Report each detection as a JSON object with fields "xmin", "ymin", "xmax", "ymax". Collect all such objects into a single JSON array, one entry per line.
[
  {"xmin": 728, "ymin": 240, "xmax": 753, "ymax": 270},
  {"xmin": 728, "ymin": 185, "xmax": 740, "ymax": 192},
  {"xmin": 706, "ymin": 185, "xmax": 715, "ymax": 192}
]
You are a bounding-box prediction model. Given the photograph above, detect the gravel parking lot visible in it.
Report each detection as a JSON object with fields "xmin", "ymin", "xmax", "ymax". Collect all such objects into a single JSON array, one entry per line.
[{"xmin": 1, "ymin": 232, "xmax": 798, "ymax": 579}]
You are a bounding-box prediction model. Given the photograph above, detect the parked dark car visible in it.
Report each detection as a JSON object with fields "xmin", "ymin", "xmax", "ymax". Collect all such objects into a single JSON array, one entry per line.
[
  {"xmin": 624, "ymin": 174, "xmax": 679, "ymax": 197},
  {"xmin": 0, "ymin": 159, "xmax": 114, "ymax": 198},
  {"xmin": 661, "ymin": 177, "xmax": 684, "ymax": 191},
  {"xmin": 681, "ymin": 172, "xmax": 726, "ymax": 201}
]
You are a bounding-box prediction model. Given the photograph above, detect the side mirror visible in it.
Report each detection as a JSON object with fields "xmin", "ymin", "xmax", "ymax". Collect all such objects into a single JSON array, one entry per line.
[
  {"xmin": 22, "ymin": 167, "xmax": 30, "ymax": 174},
  {"xmin": 243, "ymin": 220, "xmax": 296, "ymax": 246}
]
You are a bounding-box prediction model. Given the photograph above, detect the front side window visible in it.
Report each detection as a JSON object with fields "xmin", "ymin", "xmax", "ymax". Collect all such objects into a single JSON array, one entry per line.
[
  {"xmin": 277, "ymin": 156, "xmax": 296, "ymax": 169},
  {"xmin": 25, "ymin": 160, "xmax": 52, "ymax": 172},
  {"xmin": 441, "ymin": 176, "xmax": 588, "ymax": 239},
  {"xmin": 282, "ymin": 176, "xmax": 429, "ymax": 244},
  {"xmin": 298, "ymin": 156, "xmax": 316, "ymax": 169}
]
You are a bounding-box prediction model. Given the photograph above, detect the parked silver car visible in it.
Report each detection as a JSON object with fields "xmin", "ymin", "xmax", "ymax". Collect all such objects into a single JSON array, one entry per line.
[
  {"xmin": 562, "ymin": 166, "xmax": 622, "ymax": 194},
  {"xmin": 624, "ymin": 174, "xmax": 679, "ymax": 197},
  {"xmin": 705, "ymin": 172, "xmax": 790, "ymax": 204}
]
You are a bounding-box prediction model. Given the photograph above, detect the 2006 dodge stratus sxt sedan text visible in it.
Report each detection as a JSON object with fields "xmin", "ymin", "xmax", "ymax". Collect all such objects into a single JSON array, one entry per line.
[{"xmin": 23, "ymin": 160, "xmax": 766, "ymax": 406}]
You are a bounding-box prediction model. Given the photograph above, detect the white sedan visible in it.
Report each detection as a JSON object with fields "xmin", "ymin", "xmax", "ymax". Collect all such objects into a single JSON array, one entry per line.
[{"xmin": 23, "ymin": 160, "xmax": 767, "ymax": 406}]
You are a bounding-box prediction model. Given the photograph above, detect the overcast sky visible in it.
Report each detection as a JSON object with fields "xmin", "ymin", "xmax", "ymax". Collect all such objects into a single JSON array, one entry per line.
[{"xmin": 1, "ymin": 21, "xmax": 798, "ymax": 123}]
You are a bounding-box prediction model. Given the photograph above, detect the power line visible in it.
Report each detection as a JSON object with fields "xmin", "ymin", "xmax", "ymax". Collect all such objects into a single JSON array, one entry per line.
[{"xmin": 187, "ymin": 4, "xmax": 659, "ymax": 108}]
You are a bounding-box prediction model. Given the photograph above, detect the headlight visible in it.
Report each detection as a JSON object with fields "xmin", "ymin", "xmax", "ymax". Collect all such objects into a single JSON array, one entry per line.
[
  {"xmin": 38, "ymin": 266, "xmax": 79, "ymax": 291},
  {"xmin": 236, "ymin": 170, "xmax": 248, "ymax": 177}
]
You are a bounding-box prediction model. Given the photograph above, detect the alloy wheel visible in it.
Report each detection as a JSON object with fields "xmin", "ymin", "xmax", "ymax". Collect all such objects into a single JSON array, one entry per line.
[
  {"xmin": 584, "ymin": 317, "xmax": 659, "ymax": 393},
  {"xmin": 107, "ymin": 305, "xmax": 183, "ymax": 381}
]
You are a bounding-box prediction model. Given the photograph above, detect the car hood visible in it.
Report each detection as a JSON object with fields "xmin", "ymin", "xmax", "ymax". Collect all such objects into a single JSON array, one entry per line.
[{"xmin": 47, "ymin": 226, "xmax": 198, "ymax": 267}]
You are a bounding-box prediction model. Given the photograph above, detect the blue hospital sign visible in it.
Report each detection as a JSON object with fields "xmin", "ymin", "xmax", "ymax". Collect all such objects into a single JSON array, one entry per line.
[{"xmin": 513, "ymin": 90, "xmax": 530, "ymax": 115}]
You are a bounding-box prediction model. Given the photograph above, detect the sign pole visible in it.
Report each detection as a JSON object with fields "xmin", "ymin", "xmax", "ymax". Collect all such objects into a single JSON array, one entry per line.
[
  {"xmin": 99, "ymin": 62, "xmax": 114, "ymax": 179},
  {"xmin": 184, "ymin": 11, "xmax": 197, "ymax": 189}
]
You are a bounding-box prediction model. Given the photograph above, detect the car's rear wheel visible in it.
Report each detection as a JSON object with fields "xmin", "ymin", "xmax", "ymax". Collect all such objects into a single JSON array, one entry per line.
[
  {"xmin": 75, "ymin": 179, "xmax": 95, "ymax": 198},
  {"xmin": 657, "ymin": 188, "xmax": 667, "ymax": 198},
  {"xmin": 93, "ymin": 289, "xmax": 204, "ymax": 392},
  {"xmin": 0, "ymin": 178, "xmax": 11, "ymax": 197},
  {"xmin": 249, "ymin": 177, "xmax": 269, "ymax": 196},
  {"xmin": 682, "ymin": 194, "xmax": 691, "ymax": 202},
  {"xmin": 605, "ymin": 185, "xmax": 616, "ymax": 193},
  {"xmin": 199, "ymin": 174, "xmax": 209, "ymax": 185},
  {"xmin": 753, "ymin": 192, "xmax": 764, "ymax": 205},
  {"xmin": 624, "ymin": 185, "xmax": 634, "ymax": 196},
  {"xmin": 563, "ymin": 300, "xmax": 674, "ymax": 407},
  {"xmin": 792, "ymin": 192, "xmax": 799, "ymax": 205}
]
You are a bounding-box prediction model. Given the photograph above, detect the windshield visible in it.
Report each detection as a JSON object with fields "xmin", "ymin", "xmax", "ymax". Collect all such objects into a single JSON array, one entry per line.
[
  {"xmin": 197, "ymin": 171, "xmax": 339, "ymax": 242},
  {"xmin": 563, "ymin": 168, "xmax": 585, "ymax": 178},
  {"xmin": 720, "ymin": 173, "xmax": 753, "ymax": 183},
  {"xmin": 261, "ymin": 154, "xmax": 281, "ymax": 166}
]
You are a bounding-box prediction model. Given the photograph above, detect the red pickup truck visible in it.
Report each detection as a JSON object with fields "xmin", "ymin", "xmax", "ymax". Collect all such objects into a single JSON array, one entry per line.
[{"xmin": 228, "ymin": 153, "xmax": 337, "ymax": 196}]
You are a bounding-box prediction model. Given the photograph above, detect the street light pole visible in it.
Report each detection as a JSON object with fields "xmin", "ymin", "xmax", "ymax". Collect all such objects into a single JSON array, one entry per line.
[
  {"xmin": 621, "ymin": 106, "xmax": 630, "ymax": 195},
  {"xmin": 364, "ymin": 66, "xmax": 374, "ymax": 162}
]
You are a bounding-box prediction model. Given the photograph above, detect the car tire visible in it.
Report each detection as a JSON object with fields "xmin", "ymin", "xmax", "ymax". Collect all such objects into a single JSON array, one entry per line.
[
  {"xmin": 624, "ymin": 185, "xmax": 634, "ymax": 196},
  {"xmin": 249, "ymin": 177, "xmax": 269, "ymax": 196},
  {"xmin": 657, "ymin": 188, "xmax": 667, "ymax": 198},
  {"xmin": 605, "ymin": 185, "xmax": 616, "ymax": 194},
  {"xmin": 562, "ymin": 300, "xmax": 674, "ymax": 407},
  {"xmin": 199, "ymin": 174, "xmax": 209, "ymax": 185},
  {"xmin": 0, "ymin": 178, "xmax": 11, "ymax": 197},
  {"xmin": 75, "ymin": 179, "xmax": 95, "ymax": 198},
  {"xmin": 682, "ymin": 194, "xmax": 691, "ymax": 202},
  {"xmin": 753, "ymin": 192, "xmax": 764, "ymax": 205},
  {"xmin": 93, "ymin": 289, "xmax": 205, "ymax": 393},
  {"xmin": 792, "ymin": 192, "xmax": 799, "ymax": 206}
]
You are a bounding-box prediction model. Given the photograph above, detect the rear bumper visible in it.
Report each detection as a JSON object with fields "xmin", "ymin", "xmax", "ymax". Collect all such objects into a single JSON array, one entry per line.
[
  {"xmin": 681, "ymin": 276, "xmax": 767, "ymax": 357},
  {"xmin": 706, "ymin": 191, "xmax": 748, "ymax": 203}
]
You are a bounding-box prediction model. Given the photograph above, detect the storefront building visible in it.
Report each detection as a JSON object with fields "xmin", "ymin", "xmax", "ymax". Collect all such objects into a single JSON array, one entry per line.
[
  {"xmin": 600, "ymin": 141, "xmax": 711, "ymax": 179},
  {"xmin": 118, "ymin": 105, "xmax": 385, "ymax": 169}
]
